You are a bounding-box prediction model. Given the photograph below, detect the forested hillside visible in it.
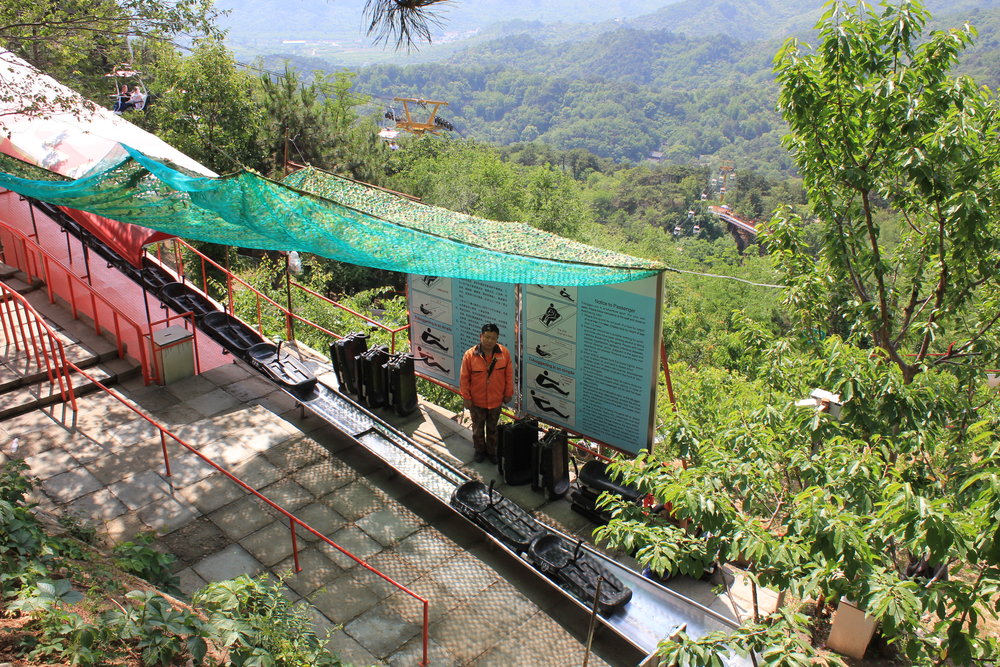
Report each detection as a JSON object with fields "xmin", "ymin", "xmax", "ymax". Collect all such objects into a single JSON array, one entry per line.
[{"xmin": 353, "ymin": 0, "xmax": 1000, "ymax": 171}]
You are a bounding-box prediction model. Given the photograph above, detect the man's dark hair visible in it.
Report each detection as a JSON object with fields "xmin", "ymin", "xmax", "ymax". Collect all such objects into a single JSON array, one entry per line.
[{"xmin": 481, "ymin": 323, "xmax": 500, "ymax": 334}]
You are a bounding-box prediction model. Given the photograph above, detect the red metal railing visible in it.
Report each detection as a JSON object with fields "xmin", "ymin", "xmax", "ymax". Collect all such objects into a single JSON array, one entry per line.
[
  {"xmin": 0, "ymin": 281, "xmax": 77, "ymax": 411},
  {"xmin": 0, "ymin": 222, "xmax": 155, "ymax": 384},
  {"xmin": 66, "ymin": 359, "xmax": 431, "ymax": 665},
  {"xmin": 0, "ymin": 214, "xmax": 431, "ymax": 665},
  {"xmin": 159, "ymin": 240, "xmax": 410, "ymax": 352}
]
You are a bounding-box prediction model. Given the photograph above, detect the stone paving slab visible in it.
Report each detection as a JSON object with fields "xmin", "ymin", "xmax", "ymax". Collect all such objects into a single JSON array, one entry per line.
[
  {"xmin": 85, "ymin": 440, "xmax": 163, "ymax": 485},
  {"xmin": 161, "ymin": 517, "xmax": 230, "ymax": 567},
  {"xmin": 356, "ymin": 505, "xmax": 422, "ymax": 546},
  {"xmin": 239, "ymin": 520, "xmax": 298, "ymax": 567},
  {"xmin": 65, "ymin": 487, "xmax": 129, "ymax": 523},
  {"xmin": 389, "ymin": 635, "xmax": 458, "ymax": 667},
  {"xmin": 318, "ymin": 524, "xmax": 384, "ymax": 570},
  {"xmin": 192, "ymin": 543, "xmax": 263, "ymax": 582},
  {"xmin": 323, "ymin": 478, "xmax": 387, "ymax": 522},
  {"xmin": 278, "ymin": 547, "xmax": 344, "ymax": 598},
  {"xmin": 346, "ymin": 603, "xmax": 422, "ymax": 661},
  {"xmin": 427, "ymin": 551, "xmax": 500, "ymax": 604},
  {"xmin": 230, "ymin": 455, "xmax": 283, "ymax": 488},
  {"xmin": 138, "ymin": 494, "xmax": 199, "ymax": 534},
  {"xmin": 177, "ymin": 473, "xmax": 246, "ymax": 515},
  {"xmin": 287, "ymin": 501, "xmax": 347, "ymax": 542},
  {"xmin": 41, "ymin": 466, "xmax": 103, "ymax": 503},
  {"xmin": 108, "ymin": 469, "xmax": 172, "ymax": 510},
  {"xmin": 209, "ymin": 494, "xmax": 276, "ymax": 541},
  {"xmin": 186, "ymin": 387, "xmax": 244, "ymax": 418},
  {"xmin": 257, "ymin": 478, "xmax": 313, "ymax": 513},
  {"xmin": 263, "ymin": 435, "xmax": 327, "ymax": 474},
  {"xmin": 292, "ymin": 458, "xmax": 356, "ymax": 496},
  {"xmin": 429, "ymin": 601, "xmax": 503, "ymax": 664}
]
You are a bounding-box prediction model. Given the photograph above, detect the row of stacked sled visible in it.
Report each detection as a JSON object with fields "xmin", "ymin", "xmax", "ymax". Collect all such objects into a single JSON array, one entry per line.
[{"xmin": 330, "ymin": 331, "xmax": 418, "ymax": 417}]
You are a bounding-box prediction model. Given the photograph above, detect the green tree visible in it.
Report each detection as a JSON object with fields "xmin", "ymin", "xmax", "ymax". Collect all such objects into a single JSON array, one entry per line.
[
  {"xmin": 767, "ymin": 0, "xmax": 1000, "ymax": 383},
  {"xmin": 0, "ymin": 0, "xmax": 220, "ymax": 115},
  {"xmin": 594, "ymin": 2, "xmax": 1000, "ymax": 664},
  {"xmin": 134, "ymin": 40, "xmax": 264, "ymax": 174}
]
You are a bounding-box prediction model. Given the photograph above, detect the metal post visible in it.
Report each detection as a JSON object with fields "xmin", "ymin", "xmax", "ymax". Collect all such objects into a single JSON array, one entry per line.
[
  {"xmin": 285, "ymin": 253, "xmax": 294, "ymax": 342},
  {"xmin": 582, "ymin": 576, "xmax": 605, "ymax": 667},
  {"xmin": 290, "ymin": 517, "xmax": 301, "ymax": 572},
  {"xmin": 660, "ymin": 340, "xmax": 677, "ymax": 409},
  {"xmin": 81, "ymin": 243, "xmax": 92, "ymax": 285},
  {"xmin": 25, "ymin": 198, "xmax": 38, "ymax": 240}
]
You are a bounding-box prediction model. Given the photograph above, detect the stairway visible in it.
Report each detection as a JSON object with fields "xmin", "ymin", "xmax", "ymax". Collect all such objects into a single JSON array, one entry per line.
[{"xmin": 0, "ymin": 263, "xmax": 142, "ymax": 419}]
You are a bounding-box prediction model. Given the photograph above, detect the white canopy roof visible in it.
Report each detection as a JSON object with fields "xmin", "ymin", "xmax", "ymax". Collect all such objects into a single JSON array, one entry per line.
[{"xmin": 0, "ymin": 51, "xmax": 215, "ymax": 178}]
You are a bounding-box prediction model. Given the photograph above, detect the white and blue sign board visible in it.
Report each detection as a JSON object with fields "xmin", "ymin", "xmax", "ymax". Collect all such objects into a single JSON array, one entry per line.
[{"xmin": 408, "ymin": 274, "xmax": 662, "ymax": 454}]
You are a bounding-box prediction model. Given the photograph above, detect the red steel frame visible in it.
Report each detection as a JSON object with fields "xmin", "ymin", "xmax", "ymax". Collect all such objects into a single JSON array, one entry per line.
[
  {"xmin": 0, "ymin": 279, "xmax": 432, "ymax": 665},
  {"xmin": 0, "ymin": 222, "xmax": 155, "ymax": 384},
  {"xmin": 0, "ymin": 281, "xmax": 77, "ymax": 411},
  {"xmin": 160, "ymin": 240, "xmax": 411, "ymax": 352}
]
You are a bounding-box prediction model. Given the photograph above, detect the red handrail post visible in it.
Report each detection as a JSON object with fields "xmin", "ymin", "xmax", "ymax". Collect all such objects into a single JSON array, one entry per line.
[
  {"xmin": 160, "ymin": 431, "xmax": 172, "ymax": 477},
  {"xmin": 290, "ymin": 517, "xmax": 301, "ymax": 573},
  {"xmin": 421, "ymin": 603, "xmax": 430, "ymax": 666}
]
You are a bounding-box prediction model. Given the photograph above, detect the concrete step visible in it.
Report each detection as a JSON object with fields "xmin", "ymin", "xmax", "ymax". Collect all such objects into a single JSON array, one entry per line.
[
  {"xmin": 0, "ymin": 263, "xmax": 44, "ymax": 294},
  {"xmin": 0, "ymin": 360, "xmax": 142, "ymax": 421}
]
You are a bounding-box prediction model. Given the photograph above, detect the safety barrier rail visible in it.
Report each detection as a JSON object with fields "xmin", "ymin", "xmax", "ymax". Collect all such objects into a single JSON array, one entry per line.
[
  {"xmin": 69, "ymin": 361, "xmax": 432, "ymax": 666},
  {"xmin": 0, "ymin": 221, "xmax": 154, "ymax": 384},
  {"xmin": 157, "ymin": 239, "xmax": 409, "ymax": 353},
  {"xmin": 0, "ymin": 281, "xmax": 77, "ymax": 411}
]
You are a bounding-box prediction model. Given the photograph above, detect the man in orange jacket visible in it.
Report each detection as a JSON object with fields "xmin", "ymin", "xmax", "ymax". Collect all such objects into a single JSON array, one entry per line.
[{"xmin": 460, "ymin": 323, "xmax": 514, "ymax": 464}]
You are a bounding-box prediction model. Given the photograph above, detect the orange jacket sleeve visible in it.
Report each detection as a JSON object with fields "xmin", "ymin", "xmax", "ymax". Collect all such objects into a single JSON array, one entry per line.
[{"xmin": 459, "ymin": 347, "xmax": 473, "ymax": 401}]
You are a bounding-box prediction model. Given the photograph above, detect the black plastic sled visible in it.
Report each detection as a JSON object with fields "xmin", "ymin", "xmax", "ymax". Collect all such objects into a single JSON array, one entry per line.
[
  {"xmin": 497, "ymin": 418, "xmax": 538, "ymax": 486},
  {"xmin": 356, "ymin": 345, "xmax": 389, "ymax": 409},
  {"xmin": 140, "ymin": 258, "xmax": 176, "ymax": 295},
  {"xmin": 158, "ymin": 282, "xmax": 218, "ymax": 320},
  {"xmin": 246, "ymin": 342, "xmax": 318, "ymax": 395},
  {"xmin": 527, "ymin": 533, "xmax": 632, "ymax": 614},
  {"xmin": 450, "ymin": 480, "xmax": 546, "ymax": 552},
  {"xmin": 532, "ymin": 428, "xmax": 570, "ymax": 500},
  {"xmin": 571, "ymin": 459, "xmax": 644, "ymax": 524},
  {"xmin": 200, "ymin": 312, "xmax": 265, "ymax": 357},
  {"xmin": 329, "ymin": 332, "xmax": 368, "ymax": 395},
  {"xmin": 385, "ymin": 353, "xmax": 418, "ymax": 417}
]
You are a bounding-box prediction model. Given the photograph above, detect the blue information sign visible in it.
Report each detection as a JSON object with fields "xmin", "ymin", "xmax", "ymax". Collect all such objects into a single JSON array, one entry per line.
[
  {"xmin": 408, "ymin": 274, "xmax": 662, "ymax": 454},
  {"xmin": 408, "ymin": 275, "xmax": 518, "ymax": 390}
]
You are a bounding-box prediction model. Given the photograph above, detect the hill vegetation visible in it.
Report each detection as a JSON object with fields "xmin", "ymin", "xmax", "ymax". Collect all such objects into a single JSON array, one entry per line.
[
  {"xmin": 355, "ymin": 0, "xmax": 1000, "ymax": 169},
  {"xmin": 3, "ymin": 0, "xmax": 1000, "ymax": 664}
]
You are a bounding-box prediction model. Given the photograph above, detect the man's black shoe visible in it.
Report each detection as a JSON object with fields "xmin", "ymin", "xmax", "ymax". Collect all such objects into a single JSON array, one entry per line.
[
  {"xmin": 488, "ymin": 454, "xmax": 499, "ymax": 465},
  {"xmin": 473, "ymin": 451, "xmax": 487, "ymax": 463}
]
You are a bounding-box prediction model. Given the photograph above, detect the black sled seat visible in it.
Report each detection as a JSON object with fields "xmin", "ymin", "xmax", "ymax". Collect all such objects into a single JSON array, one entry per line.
[
  {"xmin": 528, "ymin": 533, "xmax": 632, "ymax": 614},
  {"xmin": 140, "ymin": 258, "xmax": 176, "ymax": 294},
  {"xmin": 385, "ymin": 353, "xmax": 418, "ymax": 417},
  {"xmin": 577, "ymin": 460, "xmax": 644, "ymax": 503},
  {"xmin": 158, "ymin": 282, "xmax": 218, "ymax": 320},
  {"xmin": 329, "ymin": 332, "xmax": 368, "ymax": 394},
  {"xmin": 449, "ymin": 480, "xmax": 546, "ymax": 552},
  {"xmin": 200, "ymin": 312, "xmax": 265, "ymax": 358},
  {"xmin": 497, "ymin": 418, "xmax": 537, "ymax": 486},
  {"xmin": 246, "ymin": 342, "xmax": 318, "ymax": 395},
  {"xmin": 571, "ymin": 460, "xmax": 644, "ymax": 525}
]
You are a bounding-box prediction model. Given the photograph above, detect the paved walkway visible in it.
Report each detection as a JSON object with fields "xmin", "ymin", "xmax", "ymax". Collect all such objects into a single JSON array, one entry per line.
[{"xmin": 0, "ymin": 289, "xmax": 631, "ymax": 665}]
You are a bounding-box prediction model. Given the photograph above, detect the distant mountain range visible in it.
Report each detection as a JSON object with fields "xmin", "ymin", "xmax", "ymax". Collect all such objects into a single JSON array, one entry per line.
[
  {"xmin": 217, "ymin": 0, "xmax": 683, "ymax": 65},
  {"xmin": 223, "ymin": 0, "xmax": 1000, "ymax": 171}
]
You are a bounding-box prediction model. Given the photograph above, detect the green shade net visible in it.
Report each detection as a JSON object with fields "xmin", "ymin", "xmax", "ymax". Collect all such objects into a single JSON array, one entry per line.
[{"xmin": 0, "ymin": 146, "xmax": 663, "ymax": 286}]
